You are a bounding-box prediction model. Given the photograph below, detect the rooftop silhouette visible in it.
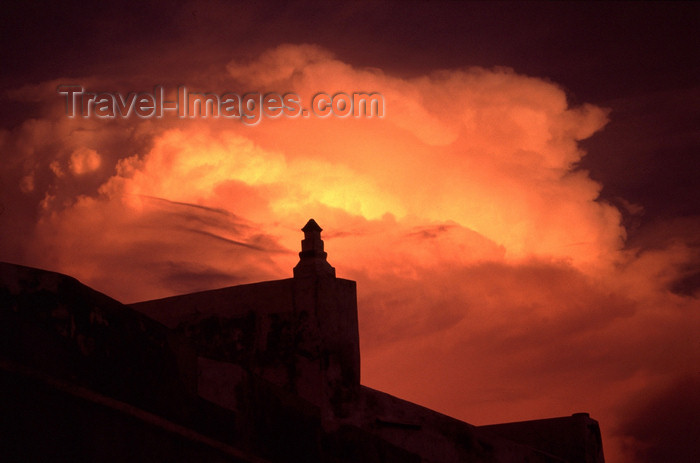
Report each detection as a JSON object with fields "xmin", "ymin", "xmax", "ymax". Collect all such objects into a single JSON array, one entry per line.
[{"xmin": 0, "ymin": 220, "xmax": 605, "ymax": 462}]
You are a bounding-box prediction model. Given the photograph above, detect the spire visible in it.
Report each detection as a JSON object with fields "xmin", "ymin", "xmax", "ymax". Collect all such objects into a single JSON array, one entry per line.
[
  {"xmin": 299, "ymin": 219, "xmax": 326, "ymax": 259},
  {"xmin": 293, "ymin": 219, "xmax": 335, "ymax": 277}
]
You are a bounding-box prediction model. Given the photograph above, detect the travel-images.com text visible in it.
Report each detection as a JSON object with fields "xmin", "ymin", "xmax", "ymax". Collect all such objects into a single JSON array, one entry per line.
[{"xmin": 57, "ymin": 86, "xmax": 384, "ymax": 125}]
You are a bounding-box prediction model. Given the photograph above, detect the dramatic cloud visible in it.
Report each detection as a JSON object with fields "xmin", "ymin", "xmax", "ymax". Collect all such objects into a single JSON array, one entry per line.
[{"xmin": 1, "ymin": 43, "xmax": 698, "ymax": 462}]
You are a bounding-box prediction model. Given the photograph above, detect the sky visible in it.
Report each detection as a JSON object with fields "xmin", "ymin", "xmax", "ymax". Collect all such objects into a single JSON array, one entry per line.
[{"xmin": 1, "ymin": 1, "xmax": 698, "ymax": 461}]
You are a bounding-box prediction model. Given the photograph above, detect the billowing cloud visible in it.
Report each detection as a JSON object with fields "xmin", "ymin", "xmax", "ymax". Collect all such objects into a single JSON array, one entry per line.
[
  {"xmin": 1, "ymin": 43, "xmax": 698, "ymax": 463},
  {"xmin": 69, "ymin": 147, "xmax": 101, "ymax": 174}
]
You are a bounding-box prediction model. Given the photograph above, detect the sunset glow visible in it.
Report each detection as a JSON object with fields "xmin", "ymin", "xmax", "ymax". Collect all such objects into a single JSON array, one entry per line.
[{"xmin": 1, "ymin": 2, "xmax": 698, "ymax": 461}]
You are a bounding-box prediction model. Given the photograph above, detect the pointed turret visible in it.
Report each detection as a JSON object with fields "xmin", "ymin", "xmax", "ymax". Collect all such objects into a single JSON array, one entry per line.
[{"xmin": 294, "ymin": 219, "xmax": 336, "ymax": 277}]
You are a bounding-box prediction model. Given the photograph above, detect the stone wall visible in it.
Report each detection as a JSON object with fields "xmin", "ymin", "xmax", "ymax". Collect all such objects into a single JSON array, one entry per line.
[{"xmin": 133, "ymin": 272, "xmax": 361, "ymax": 421}]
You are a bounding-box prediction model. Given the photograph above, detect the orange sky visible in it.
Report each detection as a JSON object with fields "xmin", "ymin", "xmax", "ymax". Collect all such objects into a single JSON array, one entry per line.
[{"xmin": 1, "ymin": 3, "xmax": 699, "ymax": 462}]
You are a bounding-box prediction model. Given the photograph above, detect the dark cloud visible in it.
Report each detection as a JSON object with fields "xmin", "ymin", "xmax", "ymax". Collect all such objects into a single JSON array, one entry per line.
[
  {"xmin": 579, "ymin": 87, "xmax": 700, "ymax": 228},
  {"xmin": 617, "ymin": 375, "xmax": 700, "ymax": 463},
  {"xmin": 153, "ymin": 260, "xmax": 250, "ymax": 296}
]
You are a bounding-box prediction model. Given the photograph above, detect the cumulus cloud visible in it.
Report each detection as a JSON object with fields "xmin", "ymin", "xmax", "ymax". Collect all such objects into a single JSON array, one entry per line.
[
  {"xmin": 1, "ymin": 44, "xmax": 698, "ymax": 463},
  {"xmin": 69, "ymin": 147, "xmax": 101, "ymax": 174}
]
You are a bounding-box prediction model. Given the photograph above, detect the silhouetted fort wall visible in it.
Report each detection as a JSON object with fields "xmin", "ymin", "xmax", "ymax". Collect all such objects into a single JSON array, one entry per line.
[{"xmin": 0, "ymin": 220, "xmax": 605, "ymax": 462}]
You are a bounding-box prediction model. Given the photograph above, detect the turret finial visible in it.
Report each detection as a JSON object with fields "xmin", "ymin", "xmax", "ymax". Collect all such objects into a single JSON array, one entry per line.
[{"xmin": 294, "ymin": 218, "xmax": 335, "ymax": 277}]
